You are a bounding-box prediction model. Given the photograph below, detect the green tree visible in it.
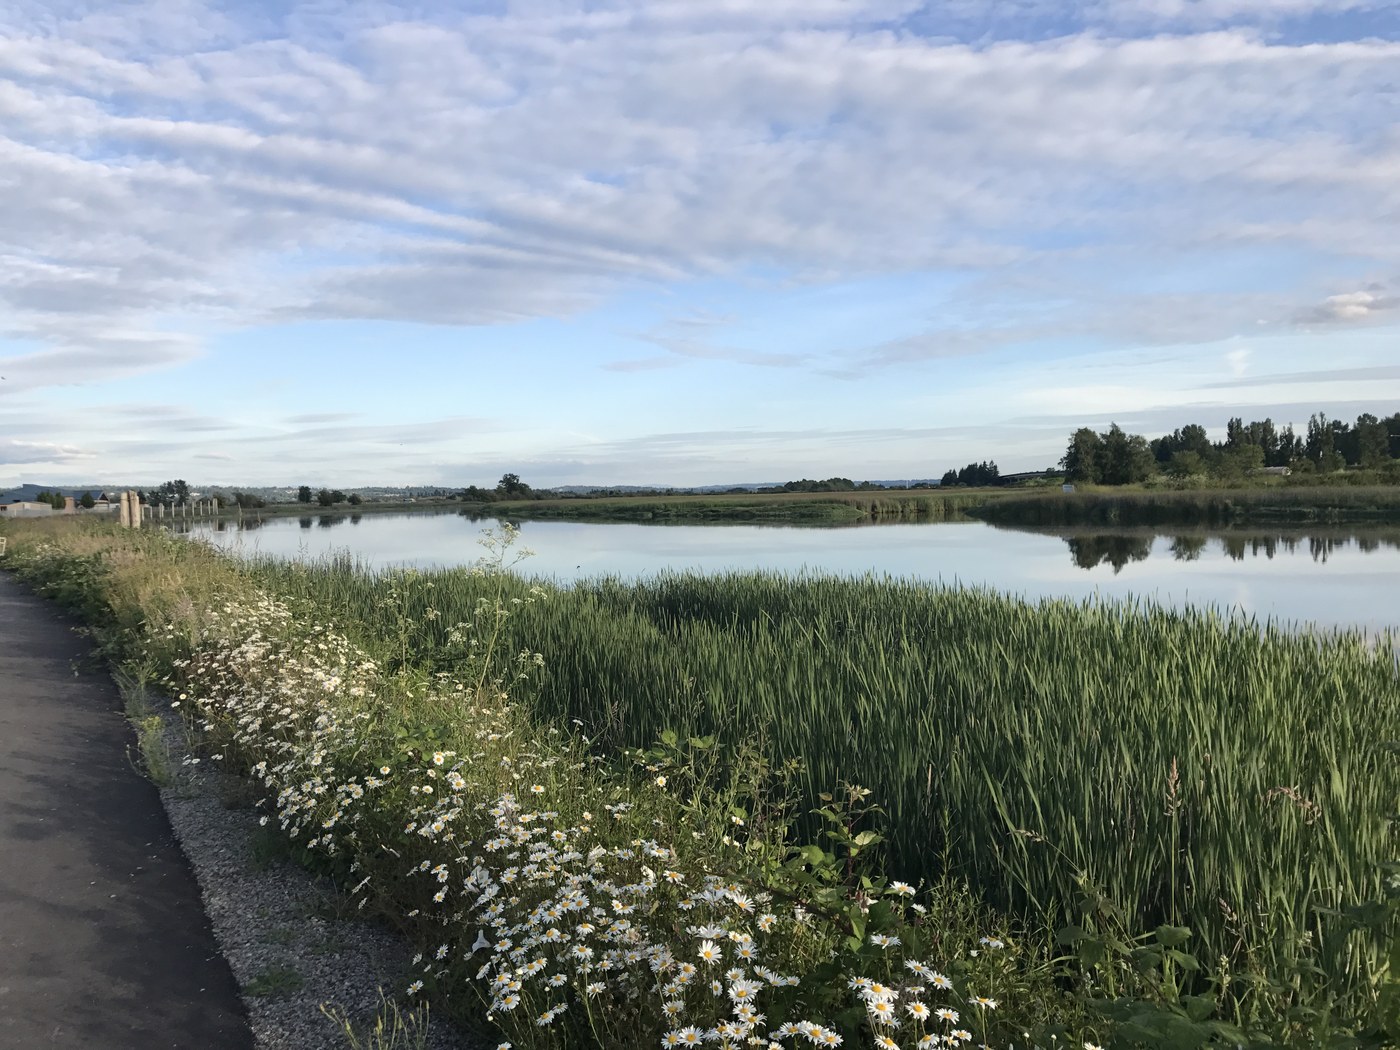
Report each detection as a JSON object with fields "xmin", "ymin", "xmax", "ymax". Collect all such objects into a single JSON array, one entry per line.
[
  {"xmin": 79, "ymin": 491, "xmax": 95, "ymax": 509},
  {"xmin": 150, "ymin": 479, "xmax": 191, "ymax": 508},
  {"xmin": 1061, "ymin": 427, "xmax": 1104, "ymax": 483},
  {"xmin": 1354, "ymin": 413, "xmax": 1390, "ymax": 468},
  {"xmin": 1099, "ymin": 424, "xmax": 1155, "ymax": 485},
  {"xmin": 1305, "ymin": 413, "xmax": 1335, "ymax": 465},
  {"xmin": 297, "ymin": 485, "xmax": 313, "ymax": 503},
  {"xmin": 1150, "ymin": 423, "xmax": 1212, "ymax": 464},
  {"xmin": 954, "ymin": 461, "xmax": 1000, "ymax": 486},
  {"xmin": 1215, "ymin": 442, "xmax": 1264, "ymax": 481},
  {"xmin": 316, "ymin": 488, "xmax": 335, "ymax": 507},
  {"xmin": 1225, "ymin": 416, "xmax": 1246, "ymax": 448},
  {"xmin": 347, "ymin": 493, "xmax": 363, "ymax": 506},
  {"xmin": 1165, "ymin": 450, "xmax": 1205, "ymax": 480},
  {"xmin": 1274, "ymin": 424, "xmax": 1302, "ymax": 466},
  {"xmin": 1385, "ymin": 413, "xmax": 1400, "ymax": 459},
  {"xmin": 497, "ymin": 473, "xmax": 531, "ymax": 498}
]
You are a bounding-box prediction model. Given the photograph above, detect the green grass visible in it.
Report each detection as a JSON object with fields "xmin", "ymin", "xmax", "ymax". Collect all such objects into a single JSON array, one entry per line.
[
  {"xmin": 5, "ymin": 520, "xmax": 1095, "ymax": 1045},
  {"xmin": 246, "ymin": 964, "xmax": 305, "ymax": 999},
  {"xmin": 253, "ymin": 555, "xmax": 1400, "ymax": 1019},
  {"xmin": 6, "ymin": 516, "xmax": 1397, "ymax": 1035}
]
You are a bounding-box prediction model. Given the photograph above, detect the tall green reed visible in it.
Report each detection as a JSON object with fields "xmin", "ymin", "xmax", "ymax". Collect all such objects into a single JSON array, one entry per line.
[{"xmin": 252, "ymin": 556, "xmax": 1400, "ymax": 1021}]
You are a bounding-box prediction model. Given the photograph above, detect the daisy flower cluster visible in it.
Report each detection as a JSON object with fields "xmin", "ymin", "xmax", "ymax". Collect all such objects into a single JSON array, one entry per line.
[
  {"xmin": 160, "ymin": 595, "xmax": 386, "ymax": 855},
  {"xmin": 139, "ymin": 585, "xmax": 1022, "ymax": 1050}
]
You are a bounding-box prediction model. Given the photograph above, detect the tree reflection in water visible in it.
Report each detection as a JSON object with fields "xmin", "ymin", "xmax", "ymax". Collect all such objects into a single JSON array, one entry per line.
[
  {"xmin": 1060, "ymin": 529, "xmax": 1400, "ymax": 571},
  {"xmin": 1064, "ymin": 534, "xmax": 1154, "ymax": 573}
]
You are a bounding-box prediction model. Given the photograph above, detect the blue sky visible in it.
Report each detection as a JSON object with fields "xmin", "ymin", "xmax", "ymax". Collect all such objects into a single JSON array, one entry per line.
[{"xmin": 1, "ymin": 0, "xmax": 1398, "ymax": 489}]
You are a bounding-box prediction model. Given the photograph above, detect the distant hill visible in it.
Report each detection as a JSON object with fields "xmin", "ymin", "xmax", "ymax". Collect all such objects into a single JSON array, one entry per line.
[
  {"xmin": 1, "ymin": 483, "xmax": 112, "ymax": 503},
  {"xmin": 3, "ymin": 480, "xmax": 949, "ymax": 505},
  {"xmin": 549, "ymin": 479, "xmax": 943, "ymax": 494}
]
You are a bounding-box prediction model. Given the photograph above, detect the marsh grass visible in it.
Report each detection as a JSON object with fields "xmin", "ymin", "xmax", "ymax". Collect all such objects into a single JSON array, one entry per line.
[
  {"xmin": 251, "ymin": 551, "xmax": 1400, "ymax": 1026},
  {"xmin": 4, "ymin": 516, "xmax": 1397, "ymax": 1043}
]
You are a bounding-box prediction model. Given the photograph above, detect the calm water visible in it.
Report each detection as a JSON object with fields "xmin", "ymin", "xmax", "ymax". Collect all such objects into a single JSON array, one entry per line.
[{"xmin": 185, "ymin": 511, "xmax": 1400, "ymax": 635}]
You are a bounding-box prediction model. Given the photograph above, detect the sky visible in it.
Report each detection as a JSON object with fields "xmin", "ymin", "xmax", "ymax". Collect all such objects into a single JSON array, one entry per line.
[{"xmin": 1, "ymin": 0, "xmax": 1398, "ymax": 489}]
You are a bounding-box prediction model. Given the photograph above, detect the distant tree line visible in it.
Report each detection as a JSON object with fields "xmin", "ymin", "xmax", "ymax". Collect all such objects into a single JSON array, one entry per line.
[
  {"xmin": 765, "ymin": 477, "xmax": 887, "ymax": 492},
  {"xmin": 938, "ymin": 461, "xmax": 1001, "ymax": 487},
  {"xmin": 143, "ymin": 479, "xmax": 192, "ymax": 507},
  {"xmin": 216, "ymin": 490, "xmax": 268, "ymax": 509},
  {"xmin": 134, "ymin": 480, "xmax": 270, "ymax": 510},
  {"xmin": 30, "ymin": 490, "xmax": 70, "ymax": 509},
  {"xmin": 296, "ymin": 485, "xmax": 362, "ymax": 507},
  {"xmin": 1062, "ymin": 409, "xmax": 1400, "ymax": 484}
]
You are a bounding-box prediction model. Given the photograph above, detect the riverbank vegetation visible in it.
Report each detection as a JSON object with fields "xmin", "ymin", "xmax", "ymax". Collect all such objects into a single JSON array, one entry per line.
[
  {"xmin": 3, "ymin": 516, "xmax": 1396, "ymax": 1046},
  {"xmin": 470, "ymin": 490, "xmax": 990, "ymax": 525},
  {"xmin": 254, "ymin": 554, "xmax": 1400, "ymax": 1034},
  {"xmin": 406, "ymin": 479, "xmax": 1400, "ymax": 529},
  {"xmin": 1060, "ymin": 411, "xmax": 1400, "ymax": 487}
]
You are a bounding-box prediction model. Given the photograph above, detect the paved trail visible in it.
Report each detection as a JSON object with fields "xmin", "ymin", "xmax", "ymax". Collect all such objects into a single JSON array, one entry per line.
[{"xmin": 0, "ymin": 571, "xmax": 253, "ymax": 1049}]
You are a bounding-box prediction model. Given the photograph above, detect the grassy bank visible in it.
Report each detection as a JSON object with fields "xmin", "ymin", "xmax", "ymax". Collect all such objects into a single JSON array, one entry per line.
[
  {"xmin": 969, "ymin": 486, "xmax": 1400, "ymax": 527},
  {"xmin": 255, "ymin": 557, "xmax": 1400, "ymax": 1024},
  {"xmin": 196, "ymin": 498, "xmax": 464, "ymax": 523},
  {"xmin": 3, "ymin": 517, "xmax": 1397, "ymax": 1046},
  {"xmin": 470, "ymin": 490, "xmax": 992, "ymax": 525}
]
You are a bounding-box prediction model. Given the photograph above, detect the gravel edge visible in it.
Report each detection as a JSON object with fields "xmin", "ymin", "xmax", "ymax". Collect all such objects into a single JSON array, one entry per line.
[{"xmin": 144, "ymin": 694, "xmax": 483, "ymax": 1050}]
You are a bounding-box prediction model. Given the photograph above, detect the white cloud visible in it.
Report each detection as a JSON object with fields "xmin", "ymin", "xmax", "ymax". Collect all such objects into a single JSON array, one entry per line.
[
  {"xmin": 0, "ymin": 0, "xmax": 1397, "ymax": 396},
  {"xmin": 1091, "ymin": 0, "xmax": 1388, "ymax": 28},
  {"xmin": 1296, "ymin": 285, "xmax": 1400, "ymax": 324},
  {"xmin": 1225, "ymin": 346, "xmax": 1251, "ymax": 378},
  {"xmin": 0, "ymin": 438, "xmax": 98, "ymax": 465}
]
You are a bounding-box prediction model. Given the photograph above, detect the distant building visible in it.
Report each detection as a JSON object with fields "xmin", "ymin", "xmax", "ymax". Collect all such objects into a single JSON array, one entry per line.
[
  {"xmin": 1256, "ymin": 466, "xmax": 1292, "ymax": 476},
  {"xmin": 0, "ymin": 501, "xmax": 56, "ymax": 517}
]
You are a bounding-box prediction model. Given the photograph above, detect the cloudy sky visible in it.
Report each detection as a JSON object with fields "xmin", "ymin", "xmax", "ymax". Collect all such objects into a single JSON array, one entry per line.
[{"xmin": 2, "ymin": 0, "xmax": 1398, "ymax": 489}]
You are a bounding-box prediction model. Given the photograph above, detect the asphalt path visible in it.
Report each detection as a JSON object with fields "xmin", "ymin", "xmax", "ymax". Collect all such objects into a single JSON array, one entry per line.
[{"xmin": 0, "ymin": 571, "xmax": 253, "ymax": 1048}]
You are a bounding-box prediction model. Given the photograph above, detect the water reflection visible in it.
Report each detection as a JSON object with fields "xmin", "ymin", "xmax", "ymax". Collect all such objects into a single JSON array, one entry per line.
[
  {"xmin": 1066, "ymin": 534, "xmax": 1154, "ymax": 573},
  {"xmin": 1032, "ymin": 527, "xmax": 1400, "ymax": 573},
  {"xmin": 175, "ymin": 512, "xmax": 1400, "ymax": 635},
  {"xmin": 210, "ymin": 516, "xmax": 266, "ymax": 532}
]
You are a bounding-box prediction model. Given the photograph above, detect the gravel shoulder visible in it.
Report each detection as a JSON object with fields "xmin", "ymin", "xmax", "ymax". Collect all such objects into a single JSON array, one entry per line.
[
  {"xmin": 0, "ymin": 570, "xmax": 482, "ymax": 1050},
  {"xmin": 150, "ymin": 697, "xmax": 481, "ymax": 1050}
]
